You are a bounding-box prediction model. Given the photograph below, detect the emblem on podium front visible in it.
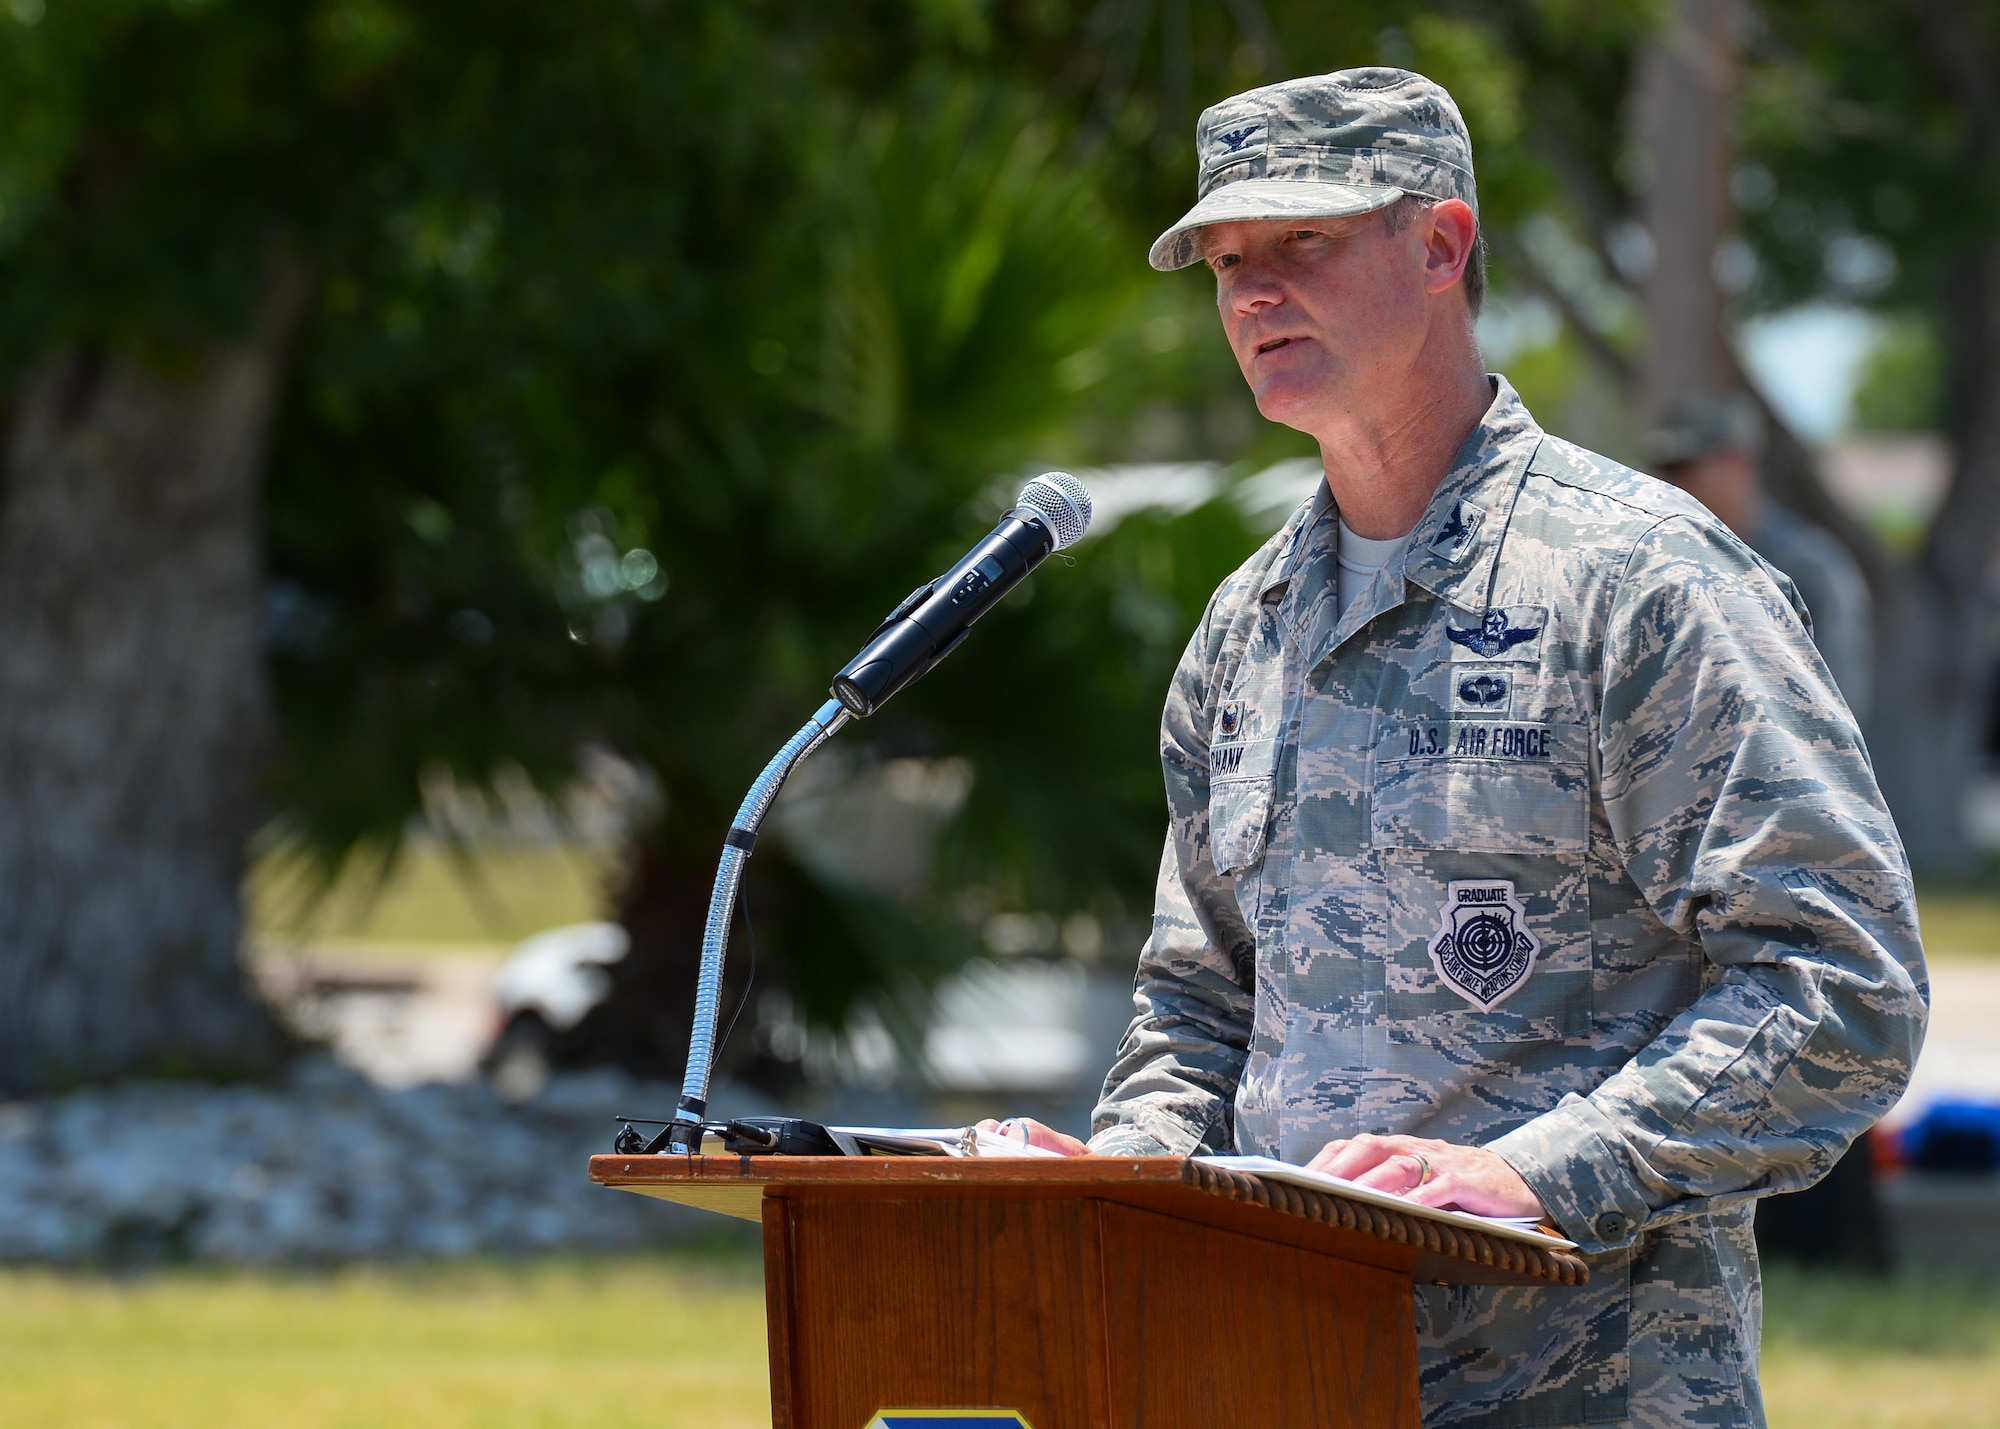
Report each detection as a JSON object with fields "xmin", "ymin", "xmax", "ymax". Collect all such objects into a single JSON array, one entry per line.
[{"xmin": 865, "ymin": 1413, "xmax": 1034, "ymax": 1429}]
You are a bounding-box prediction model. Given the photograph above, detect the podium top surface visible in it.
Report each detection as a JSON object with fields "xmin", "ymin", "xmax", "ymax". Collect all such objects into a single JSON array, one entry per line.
[{"xmin": 589, "ymin": 1152, "xmax": 1588, "ymax": 1288}]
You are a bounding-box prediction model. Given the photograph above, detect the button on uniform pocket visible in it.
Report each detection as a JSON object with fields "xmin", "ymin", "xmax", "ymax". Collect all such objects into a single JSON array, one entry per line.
[{"xmin": 1370, "ymin": 720, "xmax": 1592, "ymax": 1043}]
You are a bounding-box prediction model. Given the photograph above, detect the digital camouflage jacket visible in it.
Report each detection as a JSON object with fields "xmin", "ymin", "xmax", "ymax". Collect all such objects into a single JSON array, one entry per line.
[{"xmin": 1090, "ymin": 378, "xmax": 1928, "ymax": 1429}]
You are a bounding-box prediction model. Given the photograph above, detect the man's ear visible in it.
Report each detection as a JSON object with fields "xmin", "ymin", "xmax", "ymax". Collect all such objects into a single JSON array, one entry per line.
[{"xmin": 1423, "ymin": 199, "xmax": 1478, "ymax": 297}]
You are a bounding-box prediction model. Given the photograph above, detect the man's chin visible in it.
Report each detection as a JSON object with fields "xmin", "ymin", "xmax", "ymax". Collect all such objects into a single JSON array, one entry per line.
[{"xmin": 1253, "ymin": 381, "xmax": 1334, "ymax": 433}]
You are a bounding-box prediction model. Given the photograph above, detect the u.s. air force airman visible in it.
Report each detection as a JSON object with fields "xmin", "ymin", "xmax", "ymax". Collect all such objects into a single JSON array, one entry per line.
[{"xmin": 989, "ymin": 66, "xmax": 1927, "ymax": 1429}]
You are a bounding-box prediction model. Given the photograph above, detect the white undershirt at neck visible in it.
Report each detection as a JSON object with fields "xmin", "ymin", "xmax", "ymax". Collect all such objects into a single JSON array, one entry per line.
[{"xmin": 1336, "ymin": 520, "xmax": 1409, "ymax": 615}]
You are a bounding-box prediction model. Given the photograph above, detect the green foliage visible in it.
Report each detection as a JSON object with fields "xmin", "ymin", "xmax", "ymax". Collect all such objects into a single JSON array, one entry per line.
[
  {"xmin": 920, "ymin": 500, "xmax": 1268, "ymax": 917},
  {"xmin": 0, "ymin": 0, "xmax": 1678, "ymax": 1059},
  {"xmin": 1852, "ymin": 315, "xmax": 1943, "ymax": 433},
  {"xmin": 1737, "ymin": 3, "xmax": 1994, "ymax": 316},
  {"xmin": 0, "ymin": 0, "xmax": 1296, "ymax": 1051}
]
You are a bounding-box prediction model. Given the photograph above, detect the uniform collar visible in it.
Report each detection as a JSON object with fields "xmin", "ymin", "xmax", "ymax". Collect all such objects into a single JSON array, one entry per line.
[
  {"xmin": 1258, "ymin": 478, "xmax": 1336, "ymax": 601},
  {"xmin": 1255, "ymin": 375, "xmax": 1541, "ymax": 613},
  {"xmin": 1399, "ymin": 375, "xmax": 1543, "ymax": 615}
]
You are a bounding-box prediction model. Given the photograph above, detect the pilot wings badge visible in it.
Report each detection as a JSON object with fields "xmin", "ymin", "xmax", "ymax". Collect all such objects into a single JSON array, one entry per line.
[
  {"xmin": 1445, "ymin": 607, "xmax": 1544, "ymax": 659},
  {"xmin": 1429, "ymin": 880, "xmax": 1539, "ymax": 1011}
]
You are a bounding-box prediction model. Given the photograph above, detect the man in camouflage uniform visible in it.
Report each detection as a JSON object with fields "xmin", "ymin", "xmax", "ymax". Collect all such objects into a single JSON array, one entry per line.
[{"xmin": 1009, "ymin": 68, "xmax": 1927, "ymax": 1428}]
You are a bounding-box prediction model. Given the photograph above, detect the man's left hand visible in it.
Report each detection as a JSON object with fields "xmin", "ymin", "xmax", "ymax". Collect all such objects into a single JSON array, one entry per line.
[
  {"xmin": 1307, "ymin": 1134, "xmax": 1545, "ymax": 1220},
  {"xmin": 974, "ymin": 1116, "xmax": 1091, "ymax": 1156}
]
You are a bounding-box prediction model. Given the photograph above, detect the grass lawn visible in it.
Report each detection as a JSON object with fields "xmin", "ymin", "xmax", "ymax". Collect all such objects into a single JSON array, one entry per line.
[
  {"xmin": 246, "ymin": 841, "xmax": 618, "ymax": 954},
  {"xmin": 0, "ymin": 1253, "xmax": 1992, "ymax": 1428},
  {"xmin": 1762, "ymin": 1265, "xmax": 2000, "ymax": 1428},
  {"xmin": 1911, "ymin": 882, "xmax": 2000, "ymax": 962},
  {"xmin": 0, "ymin": 1252, "xmax": 770, "ymax": 1429}
]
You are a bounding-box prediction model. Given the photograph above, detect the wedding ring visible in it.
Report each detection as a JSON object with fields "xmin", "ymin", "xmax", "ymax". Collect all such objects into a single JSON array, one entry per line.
[{"xmin": 1413, "ymin": 1153, "xmax": 1433, "ymax": 1187}]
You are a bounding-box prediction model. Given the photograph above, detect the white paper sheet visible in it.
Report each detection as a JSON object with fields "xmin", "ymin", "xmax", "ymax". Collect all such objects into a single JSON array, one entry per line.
[{"xmin": 828, "ymin": 1125, "xmax": 1065, "ymax": 1158}]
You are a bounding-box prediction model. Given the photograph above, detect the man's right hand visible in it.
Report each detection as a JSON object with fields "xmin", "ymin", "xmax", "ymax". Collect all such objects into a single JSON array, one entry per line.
[{"xmin": 974, "ymin": 1117, "xmax": 1091, "ymax": 1155}]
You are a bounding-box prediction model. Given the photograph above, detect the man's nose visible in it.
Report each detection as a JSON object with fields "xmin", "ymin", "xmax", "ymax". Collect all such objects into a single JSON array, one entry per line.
[{"xmin": 1225, "ymin": 262, "xmax": 1284, "ymax": 314}]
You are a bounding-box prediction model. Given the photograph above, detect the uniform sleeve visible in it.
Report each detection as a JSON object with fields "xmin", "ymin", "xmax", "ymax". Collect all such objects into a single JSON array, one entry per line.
[
  {"xmin": 1486, "ymin": 515, "xmax": 1928, "ymax": 1254},
  {"xmin": 1089, "ymin": 607, "xmax": 1257, "ymax": 1157}
]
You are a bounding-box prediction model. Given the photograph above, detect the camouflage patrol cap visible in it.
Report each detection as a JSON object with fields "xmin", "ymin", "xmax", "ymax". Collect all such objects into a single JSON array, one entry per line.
[{"xmin": 1149, "ymin": 67, "xmax": 1479, "ymax": 272}]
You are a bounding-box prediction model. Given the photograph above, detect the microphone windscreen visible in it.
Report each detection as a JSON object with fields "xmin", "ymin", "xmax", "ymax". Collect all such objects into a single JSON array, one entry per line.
[{"xmin": 1016, "ymin": 472, "xmax": 1093, "ymax": 551}]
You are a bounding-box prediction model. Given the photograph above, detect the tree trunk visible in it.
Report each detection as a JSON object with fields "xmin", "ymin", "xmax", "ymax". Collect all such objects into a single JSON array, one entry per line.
[
  {"xmin": 0, "ymin": 280, "xmax": 303, "ymax": 1092},
  {"xmin": 1634, "ymin": 0, "xmax": 1740, "ymax": 421}
]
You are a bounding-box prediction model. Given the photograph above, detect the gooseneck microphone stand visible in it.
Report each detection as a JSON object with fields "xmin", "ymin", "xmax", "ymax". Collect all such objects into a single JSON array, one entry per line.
[
  {"xmin": 644, "ymin": 472, "xmax": 1092, "ymax": 1155},
  {"xmin": 662, "ymin": 697, "xmax": 849, "ymax": 1146}
]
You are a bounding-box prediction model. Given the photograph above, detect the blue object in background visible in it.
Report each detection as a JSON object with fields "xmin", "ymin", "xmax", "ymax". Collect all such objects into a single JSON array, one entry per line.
[{"xmin": 1903, "ymin": 1100, "xmax": 2000, "ymax": 1172}]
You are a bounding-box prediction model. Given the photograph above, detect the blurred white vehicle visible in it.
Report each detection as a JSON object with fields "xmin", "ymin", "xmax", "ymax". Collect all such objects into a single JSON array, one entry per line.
[{"xmin": 483, "ymin": 921, "xmax": 629, "ymax": 1100}]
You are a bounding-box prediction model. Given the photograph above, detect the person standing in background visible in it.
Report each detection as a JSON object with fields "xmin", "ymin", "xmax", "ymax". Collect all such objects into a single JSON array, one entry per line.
[{"xmin": 1647, "ymin": 394, "xmax": 1875, "ymax": 724}]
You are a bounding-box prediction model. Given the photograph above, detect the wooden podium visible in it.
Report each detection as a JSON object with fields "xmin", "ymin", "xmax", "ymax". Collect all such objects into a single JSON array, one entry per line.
[{"xmin": 589, "ymin": 1153, "xmax": 1587, "ymax": 1429}]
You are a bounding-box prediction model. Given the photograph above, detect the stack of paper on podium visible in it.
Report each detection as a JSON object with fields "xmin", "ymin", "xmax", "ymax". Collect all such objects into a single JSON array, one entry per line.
[{"xmin": 825, "ymin": 1125, "xmax": 1064, "ymax": 1158}]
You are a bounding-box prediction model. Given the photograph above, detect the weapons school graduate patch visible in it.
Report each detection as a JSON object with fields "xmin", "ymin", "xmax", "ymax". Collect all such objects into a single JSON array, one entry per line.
[{"xmin": 1428, "ymin": 880, "xmax": 1540, "ymax": 1011}]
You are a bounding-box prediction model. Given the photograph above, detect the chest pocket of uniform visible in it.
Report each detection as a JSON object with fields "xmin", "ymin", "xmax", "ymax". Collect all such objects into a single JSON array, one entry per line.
[
  {"xmin": 1209, "ymin": 736, "xmax": 1280, "ymax": 875},
  {"xmin": 1369, "ymin": 720, "xmax": 1592, "ymax": 1042}
]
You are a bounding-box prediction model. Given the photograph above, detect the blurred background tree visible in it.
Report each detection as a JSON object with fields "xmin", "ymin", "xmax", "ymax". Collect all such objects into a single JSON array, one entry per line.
[
  {"xmin": 0, "ymin": 0, "xmax": 1281, "ymax": 1092},
  {"xmin": 1, "ymin": 0, "xmax": 1994, "ymax": 1097},
  {"xmin": 1733, "ymin": 0, "xmax": 2000, "ymax": 869}
]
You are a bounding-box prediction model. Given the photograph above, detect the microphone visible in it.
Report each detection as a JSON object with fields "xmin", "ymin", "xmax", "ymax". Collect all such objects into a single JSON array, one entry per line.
[
  {"xmin": 654, "ymin": 471, "xmax": 1093, "ymax": 1146},
  {"xmin": 830, "ymin": 472, "xmax": 1093, "ymax": 717}
]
